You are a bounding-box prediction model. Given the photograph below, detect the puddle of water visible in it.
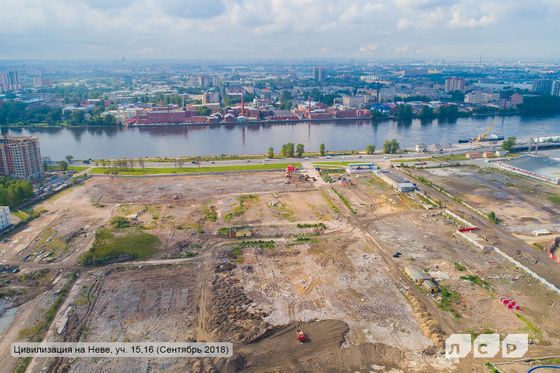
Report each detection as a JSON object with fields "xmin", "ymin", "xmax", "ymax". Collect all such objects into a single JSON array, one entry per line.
[{"xmin": 0, "ymin": 306, "xmax": 19, "ymax": 336}]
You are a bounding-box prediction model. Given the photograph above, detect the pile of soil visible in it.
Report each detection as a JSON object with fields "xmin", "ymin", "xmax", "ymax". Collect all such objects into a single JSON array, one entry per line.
[{"xmin": 208, "ymin": 263, "xmax": 270, "ymax": 343}]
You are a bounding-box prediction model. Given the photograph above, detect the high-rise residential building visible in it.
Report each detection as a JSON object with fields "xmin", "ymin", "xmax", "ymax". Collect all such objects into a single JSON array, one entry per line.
[
  {"xmin": 33, "ymin": 75, "xmax": 43, "ymax": 88},
  {"xmin": 0, "ymin": 71, "xmax": 21, "ymax": 92},
  {"xmin": 0, "ymin": 136, "xmax": 44, "ymax": 180},
  {"xmin": 312, "ymin": 66, "xmax": 323, "ymax": 81},
  {"xmin": 198, "ymin": 74, "xmax": 211, "ymax": 87},
  {"xmin": 533, "ymin": 79, "xmax": 553, "ymax": 95},
  {"xmin": 8, "ymin": 71, "xmax": 20, "ymax": 90},
  {"xmin": 444, "ymin": 77, "xmax": 465, "ymax": 93},
  {"xmin": 552, "ymin": 80, "xmax": 560, "ymax": 97},
  {"xmin": 0, "ymin": 73, "xmax": 7, "ymax": 93}
]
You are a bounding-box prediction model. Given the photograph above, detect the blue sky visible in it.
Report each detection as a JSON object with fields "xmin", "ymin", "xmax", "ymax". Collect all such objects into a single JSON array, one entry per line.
[{"xmin": 0, "ymin": 0, "xmax": 558, "ymax": 60}]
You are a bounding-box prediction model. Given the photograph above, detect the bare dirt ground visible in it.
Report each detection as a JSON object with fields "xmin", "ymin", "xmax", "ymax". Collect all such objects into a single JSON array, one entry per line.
[
  {"xmin": 416, "ymin": 166, "xmax": 560, "ymax": 236},
  {"xmin": 84, "ymin": 172, "xmax": 314, "ymax": 205},
  {"xmin": 1, "ymin": 170, "xmax": 559, "ymax": 373},
  {"xmin": 238, "ymin": 232, "xmax": 432, "ymax": 350}
]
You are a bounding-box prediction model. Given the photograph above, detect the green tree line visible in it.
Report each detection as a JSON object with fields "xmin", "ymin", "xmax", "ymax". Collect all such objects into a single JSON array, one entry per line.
[
  {"xmin": 0, "ymin": 177, "xmax": 34, "ymax": 207},
  {"xmin": 0, "ymin": 102, "xmax": 117, "ymax": 126}
]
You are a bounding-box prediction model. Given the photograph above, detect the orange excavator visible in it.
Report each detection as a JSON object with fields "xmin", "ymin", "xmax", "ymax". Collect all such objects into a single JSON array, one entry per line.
[{"xmin": 296, "ymin": 329, "xmax": 307, "ymax": 343}]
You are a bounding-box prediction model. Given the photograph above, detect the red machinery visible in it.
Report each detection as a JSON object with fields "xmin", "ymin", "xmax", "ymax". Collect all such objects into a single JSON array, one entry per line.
[
  {"xmin": 500, "ymin": 297, "xmax": 521, "ymax": 311},
  {"xmin": 296, "ymin": 330, "xmax": 306, "ymax": 343},
  {"xmin": 457, "ymin": 227, "xmax": 480, "ymax": 233}
]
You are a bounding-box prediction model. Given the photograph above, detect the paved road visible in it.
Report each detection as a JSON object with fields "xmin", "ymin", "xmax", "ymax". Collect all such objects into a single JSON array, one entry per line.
[{"xmin": 71, "ymin": 142, "xmax": 504, "ymax": 169}]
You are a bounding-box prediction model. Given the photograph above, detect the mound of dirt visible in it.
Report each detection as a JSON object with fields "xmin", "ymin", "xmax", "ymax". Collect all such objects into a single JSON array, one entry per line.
[
  {"xmin": 239, "ymin": 319, "xmax": 413, "ymax": 373},
  {"xmin": 208, "ymin": 264, "xmax": 271, "ymax": 343}
]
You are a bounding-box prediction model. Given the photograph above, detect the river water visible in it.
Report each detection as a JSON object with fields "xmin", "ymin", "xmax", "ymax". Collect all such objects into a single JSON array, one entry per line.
[{"xmin": 2, "ymin": 115, "xmax": 559, "ymax": 160}]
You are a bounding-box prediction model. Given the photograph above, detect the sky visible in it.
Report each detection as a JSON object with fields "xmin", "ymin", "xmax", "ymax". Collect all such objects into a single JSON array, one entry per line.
[{"xmin": 0, "ymin": 0, "xmax": 559, "ymax": 60}]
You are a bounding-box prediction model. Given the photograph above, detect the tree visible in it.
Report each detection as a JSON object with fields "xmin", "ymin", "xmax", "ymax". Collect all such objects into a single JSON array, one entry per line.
[
  {"xmin": 281, "ymin": 143, "xmax": 295, "ymax": 158},
  {"xmin": 65, "ymin": 155, "xmax": 74, "ymax": 163},
  {"xmin": 319, "ymin": 143, "xmax": 326, "ymax": 156},
  {"xmin": 0, "ymin": 177, "xmax": 34, "ymax": 207},
  {"xmin": 371, "ymin": 109, "xmax": 385, "ymax": 120},
  {"xmin": 502, "ymin": 137, "xmax": 516, "ymax": 152},
  {"xmin": 395, "ymin": 104, "xmax": 413, "ymax": 120},
  {"xmin": 195, "ymin": 106, "xmax": 211, "ymax": 116},
  {"xmin": 58, "ymin": 161, "xmax": 68, "ymax": 171},
  {"xmin": 419, "ymin": 106, "xmax": 435, "ymax": 119},
  {"xmin": 518, "ymin": 96, "xmax": 560, "ymax": 114},
  {"xmin": 138, "ymin": 159, "xmax": 145, "ymax": 173},
  {"xmin": 383, "ymin": 138, "xmax": 400, "ymax": 154},
  {"xmin": 487, "ymin": 211, "xmax": 498, "ymax": 224},
  {"xmin": 268, "ymin": 147, "xmax": 274, "ymax": 159},
  {"xmin": 366, "ymin": 144, "xmax": 376, "ymax": 155},
  {"xmin": 438, "ymin": 105, "xmax": 459, "ymax": 119},
  {"xmin": 449, "ymin": 90, "xmax": 465, "ymax": 102},
  {"xmin": 296, "ymin": 144, "xmax": 305, "ymax": 158},
  {"xmin": 279, "ymin": 90, "xmax": 293, "ymax": 110}
]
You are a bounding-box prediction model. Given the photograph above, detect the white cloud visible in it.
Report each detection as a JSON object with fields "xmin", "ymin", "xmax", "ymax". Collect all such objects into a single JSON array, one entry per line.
[
  {"xmin": 358, "ymin": 43, "xmax": 378, "ymax": 54},
  {"xmin": 394, "ymin": 0, "xmax": 456, "ymax": 10},
  {"xmin": 0, "ymin": 0, "xmax": 557, "ymax": 59},
  {"xmin": 394, "ymin": 44, "xmax": 410, "ymax": 53},
  {"xmin": 397, "ymin": 18, "xmax": 413, "ymax": 30}
]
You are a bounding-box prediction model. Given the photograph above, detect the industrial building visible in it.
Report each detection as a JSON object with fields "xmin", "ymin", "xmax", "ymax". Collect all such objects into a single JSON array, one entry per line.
[
  {"xmin": 404, "ymin": 265, "xmax": 440, "ymax": 293},
  {"xmin": 376, "ymin": 171, "xmax": 416, "ymax": 192},
  {"xmin": 0, "ymin": 136, "xmax": 43, "ymax": 180},
  {"xmin": 498, "ymin": 155, "xmax": 560, "ymax": 185},
  {"xmin": 404, "ymin": 265, "xmax": 431, "ymax": 285},
  {"xmin": 0, "ymin": 206, "xmax": 11, "ymax": 231},
  {"xmin": 346, "ymin": 163, "xmax": 377, "ymax": 173}
]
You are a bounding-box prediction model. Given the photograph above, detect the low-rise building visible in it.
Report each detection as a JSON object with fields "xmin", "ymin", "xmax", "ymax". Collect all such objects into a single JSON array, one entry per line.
[
  {"xmin": 416, "ymin": 144, "xmax": 427, "ymax": 152},
  {"xmin": 0, "ymin": 206, "xmax": 12, "ymax": 231},
  {"xmin": 347, "ymin": 163, "xmax": 377, "ymax": 173},
  {"xmin": 376, "ymin": 171, "xmax": 416, "ymax": 192},
  {"xmin": 404, "ymin": 265, "xmax": 431, "ymax": 285},
  {"xmin": 342, "ymin": 95, "xmax": 369, "ymax": 108},
  {"xmin": 466, "ymin": 152, "xmax": 482, "ymax": 159}
]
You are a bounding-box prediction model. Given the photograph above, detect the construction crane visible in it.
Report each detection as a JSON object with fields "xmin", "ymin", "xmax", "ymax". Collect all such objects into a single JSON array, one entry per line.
[{"xmin": 474, "ymin": 120, "xmax": 496, "ymax": 143}]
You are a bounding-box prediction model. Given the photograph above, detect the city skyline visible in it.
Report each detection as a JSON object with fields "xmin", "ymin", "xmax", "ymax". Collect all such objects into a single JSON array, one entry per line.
[{"xmin": 0, "ymin": 0, "xmax": 559, "ymax": 60}]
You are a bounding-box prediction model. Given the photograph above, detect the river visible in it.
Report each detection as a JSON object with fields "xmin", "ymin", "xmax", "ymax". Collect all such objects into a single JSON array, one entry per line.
[{"xmin": 2, "ymin": 115, "xmax": 559, "ymax": 160}]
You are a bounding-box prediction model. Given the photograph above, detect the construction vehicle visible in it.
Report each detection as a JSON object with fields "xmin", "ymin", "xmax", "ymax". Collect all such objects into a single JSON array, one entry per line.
[
  {"xmin": 296, "ymin": 329, "xmax": 307, "ymax": 343},
  {"xmin": 458, "ymin": 120, "xmax": 504, "ymax": 144},
  {"xmin": 474, "ymin": 120, "xmax": 504, "ymax": 144}
]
